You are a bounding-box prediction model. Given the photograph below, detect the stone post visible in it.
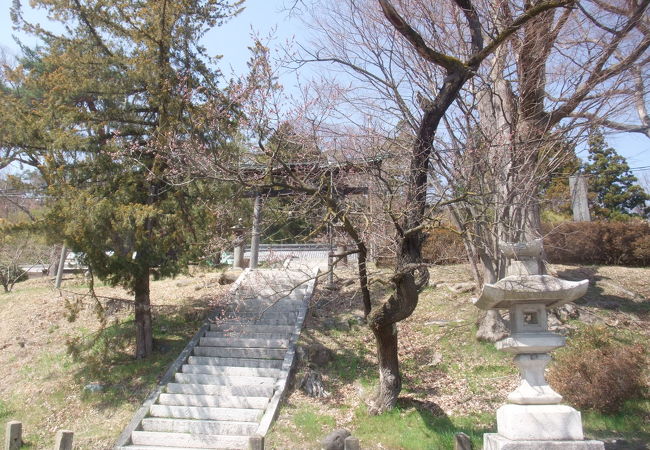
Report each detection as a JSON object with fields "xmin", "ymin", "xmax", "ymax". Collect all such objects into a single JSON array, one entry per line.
[
  {"xmin": 55, "ymin": 244, "xmax": 67, "ymax": 288},
  {"xmin": 5, "ymin": 421, "xmax": 21, "ymax": 450},
  {"xmin": 569, "ymin": 175, "xmax": 591, "ymax": 222},
  {"xmin": 53, "ymin": 430, "xmax": 73, "ymax": 450},
  {"xmin": 454, "ymin": 432, "xmax": 472, "ymax": 450},
  {"xmin": 231, "ymin": 219, "xmax": 246, "ymax": 269},
  {"xmin": 248, "ymin": 434, "xmax": 264, "ymax": 450},
  {"xmin": 249, "ymin": 195, "xmax": 262, "ymax": 269},
  {"xmin": 344, "ymin": 436, "xmax": 361, "ymax": 450}
]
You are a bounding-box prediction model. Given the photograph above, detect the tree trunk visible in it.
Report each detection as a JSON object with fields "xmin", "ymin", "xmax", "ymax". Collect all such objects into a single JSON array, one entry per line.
[
  {"xmin": 476, "ymin": 309, "xmax": 509, "ymax": 342},
  {"xmin": 134, "ymin": 269, "xmax": 153, "ymax": 359},
  {"xmin": 369, "ymin": 323, "xmax": 401, "ymax": 414}
]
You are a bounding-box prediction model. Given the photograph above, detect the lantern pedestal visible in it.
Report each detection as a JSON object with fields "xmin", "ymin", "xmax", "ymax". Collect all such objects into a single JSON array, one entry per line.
[
  {"xmin": 484, "ymin": 434, "xmax": 606, "ymax": 450},
  {"xmin": 475, "ymin": 241, "xmax": 604, "ymax": 450}
]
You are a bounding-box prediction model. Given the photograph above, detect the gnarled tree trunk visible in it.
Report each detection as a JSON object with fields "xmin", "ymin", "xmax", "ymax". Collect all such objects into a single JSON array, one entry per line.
[{"xmin": 370, "ymin": 323, "xmax": 401, "ymax": 413}]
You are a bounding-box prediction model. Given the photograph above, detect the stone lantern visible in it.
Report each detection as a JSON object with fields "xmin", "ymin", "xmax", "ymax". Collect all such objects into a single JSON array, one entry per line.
[
  {"xmin": 231, "ymin": 218, "xmax": 246, "ymax": 269},
  {"xmin": 475, "ymin": 241, "xmax": 604, "ymax": 450}
]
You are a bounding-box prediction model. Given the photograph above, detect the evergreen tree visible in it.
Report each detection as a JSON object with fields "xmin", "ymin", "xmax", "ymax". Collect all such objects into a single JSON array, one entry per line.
[
  {"xmin": 4, "ymin": 0, "xmax": 243, "ymax": 358},
  {"xmin": 583, "ymin": 128, "xmax": 650, "ymax": 220}
]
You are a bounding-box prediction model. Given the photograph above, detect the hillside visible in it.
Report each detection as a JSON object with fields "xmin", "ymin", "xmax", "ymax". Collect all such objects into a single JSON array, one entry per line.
[
  {"xmin": 267, "ymin": 264, "xmax": 650, "ymax": 449},
  {"xmin": 0, "ymin": 264, "xmax": 648, "ymax": 449}
]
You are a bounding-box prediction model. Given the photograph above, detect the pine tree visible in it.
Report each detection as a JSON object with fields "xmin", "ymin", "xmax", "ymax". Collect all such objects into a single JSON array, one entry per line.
[
  {"xmin": 5, "ymin": 0, "xmax": 243, "ymax": 358},
  {"xmin": 584, "ymin": 128, "xmax": 650, "ymax": 220}
]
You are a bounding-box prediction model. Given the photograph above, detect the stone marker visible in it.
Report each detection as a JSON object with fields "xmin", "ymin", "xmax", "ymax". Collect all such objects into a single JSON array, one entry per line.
[
  {"xmin": 454, "ymin": 432, "xmax": 472, "ymax": 450},
  {"xmin": 321, "ymin": 429, "xmax": 351, "ymax": 450},
  {"xmin": 569, "ymin": 175, "xmax": 591, "ymax": 222},
  {"xmin": 344, "ymin": 435, "xmax": 360, "ymax": 450},
  {"xmin": 475, "ymin": 240, "xmax": 604, "ymax": 450},
  {"xmin": 5, "ymin": 421, "xmax": 22, "ymax": 450},
  {"xmin": 54, "ymin": 430, "xmax": 73, "ymax": 450},
  {"xmin": 248, "ymin": 434, "xmax": 264, "ymax": 450}
]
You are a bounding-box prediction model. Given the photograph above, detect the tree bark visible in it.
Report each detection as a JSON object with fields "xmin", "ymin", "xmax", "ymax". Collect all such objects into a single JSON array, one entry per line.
[
  {"xmin": 134, "ymin": 268, "xmax": 153, "ymax": 359},
  {"xmin": 369, "ymin": 323, "xmax": 401, "ymax": 414}
]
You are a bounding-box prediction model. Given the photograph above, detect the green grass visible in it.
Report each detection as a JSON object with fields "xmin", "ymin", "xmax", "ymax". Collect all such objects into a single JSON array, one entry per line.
[
  {"xmin": 268, "ymin": 265, "xmax": 650, "ymax": 449},
  {"xmin": 273, "ymin": 404, "xmax": 495, "ymax": 449},
  {"xmin": 582, "ymin": 399, "xmax": 650, "ymax": 442},
  {"xmin": 351, "ymin": 405, "xmax": 493, "ymax": 449},
  {"xmin": 0, "ymin": 399, "xmax": 10, "ymax": 420},
  {"xmin": 292, "ymin": 407, "xmax": 337, "ymax": 441},
  {"xmin": 18, "ymin": 349, "xmax": 72, "ymax": 379},
  {"xmin": 70, "ymin": 312, "xmax": 202, "ymax": 409}
]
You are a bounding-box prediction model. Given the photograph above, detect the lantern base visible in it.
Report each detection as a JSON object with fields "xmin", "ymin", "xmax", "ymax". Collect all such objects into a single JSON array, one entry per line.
[
  {"xmin": 484, "ymin": 433, "xmax": 604, "ymax": 450},
  {"xmin": 497, "ymin": 404, "xmax": 584, "ymax": 441}
]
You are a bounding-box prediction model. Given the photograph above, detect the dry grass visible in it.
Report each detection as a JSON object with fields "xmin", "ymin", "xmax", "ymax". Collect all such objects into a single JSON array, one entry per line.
[{"xmin": 0, "ymin": 269, "xmax": 231, "ymax": 449}]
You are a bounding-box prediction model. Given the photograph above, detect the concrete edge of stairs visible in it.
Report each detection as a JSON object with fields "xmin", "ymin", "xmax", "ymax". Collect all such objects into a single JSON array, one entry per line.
[
  {"xmin": 253, "ymin": 265, "xmax": 319, "ymax": 439},
  {"xmin": 114, "ymin": 268, "xmax": 252, "ymax": 449}
]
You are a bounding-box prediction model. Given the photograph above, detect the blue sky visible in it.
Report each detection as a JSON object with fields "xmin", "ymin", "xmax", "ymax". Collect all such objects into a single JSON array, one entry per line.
[{"xmin": 1, "ymin": 1, "xmax": 649, "ymax": 180}]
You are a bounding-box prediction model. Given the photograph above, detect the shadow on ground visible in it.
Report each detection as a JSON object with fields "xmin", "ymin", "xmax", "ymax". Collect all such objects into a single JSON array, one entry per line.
[
  {"xmin": 556, "ymin": 267, "xmax": 650, "ymax": 316},
  {"xmin": 71, "ymin": 299, "xmax": 214, "ymax": 410}
]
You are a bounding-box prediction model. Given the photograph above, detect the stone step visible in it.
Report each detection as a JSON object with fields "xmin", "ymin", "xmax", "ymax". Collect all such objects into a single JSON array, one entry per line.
[
  {"xmin": 227, "ymin": 300, "xmax": 304, "ymax": 308},
  {"xmin": 212, "ymin": 317, "xmax": 297, "ymax": 325},
  {"xmin": 165, "ymin": 383, "xmax": 273, "ymax": 397},
  {"xmin": 131, "ymin": 431, "xmax": 249, "ymax": 449},
  {"xmin": 174, "ymin": 373, "xmax": 275, "ymax": 386},
  {"xmin": 158, "ymin": 393, "xmax": 270, "ymax": 409},
  {"xmin": 124, "ymin": 446, "xmax": 215, "ymax": 450},
  {"xmin": 204, "ymin": 331, "xmax": 291, "ymax": 340},
  {"xmin": 141, "ymin": 417, "xmax": 258, "ymax": 436},
  {"xmin": 217, "ymin": 313, "xmax": 299, "ymax": 322},
  {"xmin": 219, "ymin": 307, "xmax": 301, "ymax": 317},
  {"xmin": 209, "ymin": 323, "xmax": 295, "ymax": 333},
  {"xmin": 238, "ymin": 296, "xmax": 305, "ymax": 303},
  {"xmin": 125, "ymin": 447, "xmax": 232, "ymax": 450},
  {"xmin": 193, "ymin": 346, "xmax": 286, "ymax": 360},
  {"xmin": 224, "ymin": 309, "xmax": 299, "ymax": 316},
  {"xmin": 148, "ymin": 405, "xmax": 263, "ymax": 422},
  {"xmin": 182, "ymin": 364, "xmax": 281, "ymax": 378},
  {"xmin": 187, "ymin": 356, "xmax": 283, "ymax": 369},
  {"xmin": 198, "ymin": 337, "xmax": 289, "ymax": 348}
]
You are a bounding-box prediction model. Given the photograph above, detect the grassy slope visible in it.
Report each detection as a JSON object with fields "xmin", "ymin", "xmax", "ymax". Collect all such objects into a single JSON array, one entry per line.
[
  {"xmin": 266, "ymin": 264, "xmax": 650, "ymax": 449},
  {"xmin": 0, "ymin": 271, "xmax": 230, "ymax": 449},
  {"xmin": 0, "ymin": 264, "xmax": 647, "ymax": 449}
]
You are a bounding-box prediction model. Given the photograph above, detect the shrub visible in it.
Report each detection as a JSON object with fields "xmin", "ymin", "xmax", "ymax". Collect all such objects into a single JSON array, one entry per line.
[
  {"xmin": 0, "ymin": 264, "xmax": 28, "ymax": 292},
  {"xmin": 548, "ymin": 325, "xmax": 647, "ymax": 413},
  {"xmin": 422, "ymin": 227, "xmax": 467, "ymax": 264},
  {"xmin": 632, "ymin": 235, "xmax": 650, "ymax": 266},
  {"xmin": 543, "ymin": 220, "xmax": 650, "ymax": 266}
]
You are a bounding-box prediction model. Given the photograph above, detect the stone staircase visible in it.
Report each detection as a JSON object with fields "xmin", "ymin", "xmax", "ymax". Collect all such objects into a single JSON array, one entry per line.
[{"xmin": 115, "ymin": 267, "xmax": 317, "ymax": 450}]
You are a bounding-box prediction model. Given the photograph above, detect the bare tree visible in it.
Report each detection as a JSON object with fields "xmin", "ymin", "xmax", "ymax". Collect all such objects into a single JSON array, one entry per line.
[
  {"xmin": 171, "ymin": 0, "xmax": 573, "ymax": 413},
  {"xmin": 435, "ymin": 0, "xmax": 650, "ymax": 294}
]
